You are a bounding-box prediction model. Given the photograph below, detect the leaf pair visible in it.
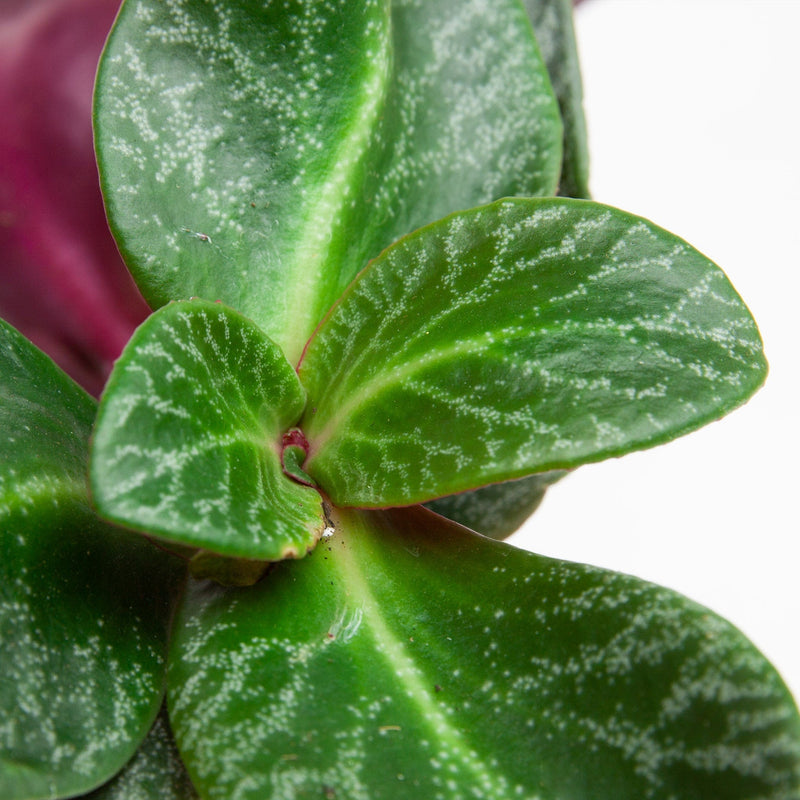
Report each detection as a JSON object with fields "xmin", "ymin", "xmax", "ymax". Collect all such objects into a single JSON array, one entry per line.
[
  {"xmin": 94, "ymin": 0, "xmax": 564, "ymax": 365},
  {"xmin": 92, "ymin": 0, "xmax": 587, "ymax": 536},
  {"xmin": 91, "ymin": 198, "xmax": 767, "ymax": 564}
]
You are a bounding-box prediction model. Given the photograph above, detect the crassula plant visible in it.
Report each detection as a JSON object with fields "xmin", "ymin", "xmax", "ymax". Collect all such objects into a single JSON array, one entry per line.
[{"xmin": 1, "ymin": 0, "xmax": 799, "ymax": 798}]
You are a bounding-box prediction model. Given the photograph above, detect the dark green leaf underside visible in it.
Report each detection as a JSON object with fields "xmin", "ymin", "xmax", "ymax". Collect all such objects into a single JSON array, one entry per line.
[
  {"xmin": 84, "ymin": 708, "xmax": 198, "ymax": 800},
  {"xmin": 0, "ymin": 319, "xmax": 180, "ymax": 800},
  {"xmin": 168, "ymin": 506, "xmax": 800, "ymax": 800},
  {"xmin": 425, "ymin": 470, "xmax": 566, "ymax": 539},
  {"xmin": 525, "ymin": 0, "xmax": 590, "ymax": 198},
  {"xmin": 299, "ymin": 198, "xmax": 767, "ymax": 507},
  {"xmin": 91, "ymin": 300, "xmax": 324, "ymax": 560}
]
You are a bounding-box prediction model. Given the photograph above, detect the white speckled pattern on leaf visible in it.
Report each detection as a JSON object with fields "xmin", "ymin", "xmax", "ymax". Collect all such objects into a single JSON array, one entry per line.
[
  {"xmin": 0, "ymin": 320, "xmax": 181, "ymax": 800},
  {"xmin": 91, "ymin": 300, "xmax": 325, "ymax": 561},
  {"xmin": 167, "ymin": 506, "xmax": 800, "ymax": 800},
  {"xmin": 85, "ymin": 709, "xmax": 198, "ymax": 800},
  {"xmin": 299, "ymin": 198, "xmax": 767, "ymax": 507},
  {"xmin": 94, "ymin": 0, "xmax": 562, "ymax": 364}
]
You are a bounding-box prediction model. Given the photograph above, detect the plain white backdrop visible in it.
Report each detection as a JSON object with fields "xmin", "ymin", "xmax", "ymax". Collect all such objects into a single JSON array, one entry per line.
[{"xmin": 512, "ymin": 0, "xmax": 800, "ymax": 702}]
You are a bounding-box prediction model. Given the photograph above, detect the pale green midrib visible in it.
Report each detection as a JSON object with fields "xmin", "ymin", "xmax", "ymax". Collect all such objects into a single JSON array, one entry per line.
[
  {"xmin": 305, "ymin": 330, "xmax": 502, "ymax": 457},
  {"xmin": 281, "ymin": 29, "xmax": 392, "ymax": 366},
  {"xmin": 305, "ymin": 289, "xmax": 756, "ymax": 463},
  {"xmin": 107, "ymin": 426, "xmax": 280, "ymax": 475},
  {"xmin": 305, "ymin": 311, "xmax": 613, "ymax": 457},
  {"xmin": 332, "ymin": 509, "xmax": 511, "ymax": 797}
]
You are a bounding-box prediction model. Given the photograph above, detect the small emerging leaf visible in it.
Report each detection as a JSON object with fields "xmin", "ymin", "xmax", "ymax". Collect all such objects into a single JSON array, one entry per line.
[
  {"xmin": 299, "ymin": 198, "xmax": 767, "ymax": 508},
  {"xmin": 188, "ymin": 551, "xmax": 270, "ymax": 588},
  {"xmin": 0, "ymin": 319, "xmax": 181, "ymax": 800},
  {"xmin": 168, "ymin": 506, "xmax": 800, "ymax": 799},
  {"xmin": 91, "ymin": 300, "xmax": 324, "ymax": 561}
]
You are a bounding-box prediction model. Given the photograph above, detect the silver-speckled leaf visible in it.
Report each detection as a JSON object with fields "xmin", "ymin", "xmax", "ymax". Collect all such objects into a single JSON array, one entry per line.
[
  {"xmin": 91, "ymin": 300, "xmax": 325, "ymax": 561},
  {"xmin": 299, "ymin": 198, "xmax": 767, "ymax": 508},
  {"xmin": 84, "ymin": 708, "xmax": 198, "ymax": 800},
  {"xmin": 94, "ymin": 0, "xmax": 562, "ymax": 364},
  {"xmin": 336, "ymin": 0, "xmax": 563, "ymax": 295},
  {"xmin": 167, "ymin": 506, "xmax": 800, "ymax": 799},
  {"xmin": 525, "ymin": 0, "xmax": 590, "ymax": 197},
  {"xmin": 0, "ymin": 319, "xmax": 182, "ymax": 800},
  {"xmin": 427, "ymin": 0, "xmax": 586, "ymax": 537}
]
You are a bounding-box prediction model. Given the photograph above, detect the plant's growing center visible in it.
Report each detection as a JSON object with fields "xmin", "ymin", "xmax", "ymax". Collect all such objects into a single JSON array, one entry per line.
[{"xmin": 280, "ymin": 427, "xmax": 315, "ymax": 487}]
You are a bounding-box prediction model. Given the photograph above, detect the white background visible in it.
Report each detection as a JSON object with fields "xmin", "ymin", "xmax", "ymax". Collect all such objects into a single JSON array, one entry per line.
[{"xmin": 513, "ymin": 0, "xmax": 800, "ymax": 702}]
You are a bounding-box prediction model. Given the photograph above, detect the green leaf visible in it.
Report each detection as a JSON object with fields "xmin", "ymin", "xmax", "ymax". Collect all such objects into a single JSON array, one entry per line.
[
  {"xmin": 91, "ymin": 300, "xmax": 325, "ymax": 562},
  {"xmin": 425, "ymin": 470, "xmax": 566, "ymax": 539},
  {"xmin": 0, "ymin": 319, "xmax": 182, "ymax": 800},
  {"xmin": 167, "ymin": 506, "xmax": 800, "ymax": 799},
  {"xmin": 337, "ymin": 0, "xmax": 563, "ymax": 292},
  {"xmin": 299, "ymin": 198, "xmax": 767, "ymax": 508},
  {"xmin": 525, "ymin": 0, "xmax": 591, "ymax": 198},
  {"xmin": 94, "ymin": 0, "xmax": 562, "ymax": 364},
  {"xmin": 95, "ymin": 0, "xmax": 393, "ymax": 364},
  {"xmin": 83, "ymin": 708, "xmax": 198, "ymax": 800}
]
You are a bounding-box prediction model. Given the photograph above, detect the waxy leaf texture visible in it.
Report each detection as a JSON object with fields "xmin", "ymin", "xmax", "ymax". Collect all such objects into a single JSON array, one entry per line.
[
  {"xmin": 299, "ymin": 198, "xmax": 767, "ymax": 507},
  {"xmin": 94, "ymin": 0, "xmax": 561, "ymax": 364},
  {"xmin": 0, "ymin": 320, "xmax": 180, "ymax": 800},
  {"xmin": 91, "ymin": 301, "xmax": 325, "ymax": 561},
  {"xmin": 168, "ymin": 507, "xmax": 800, "ymax": 800},
  {"xmin": 0, "ymin": 2, "xmax": 790, "ymax": 798}
]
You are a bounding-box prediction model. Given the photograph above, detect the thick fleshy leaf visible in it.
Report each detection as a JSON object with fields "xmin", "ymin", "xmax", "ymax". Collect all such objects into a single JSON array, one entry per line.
[
  {"xmin": 95, "ymin": 0, "xmax": 391, "ymax": 365},
  {"xmin": 168, "ymin": 506, "xmax": 800, "ymax": 799},
  {"xmin": 525, "ymin": 0, "xmax": 590, "ymax": 198},
  {"xmin": 94, "ymin": 0, "xmax": 562, "ymax": 364},
  {"xmin": 0, "ymin": 319, "xmax": 182, "ymax": 800},
  {"xmin": 299, "ymin": 198, "xmax": 767, "ymax": 508},
  {"xmin": 84, "ymin": 708, "xmax": 198, "ymax": 800},
  {"xmin": 335, "ymin": 0, "xmax": 563, "ymax": 301},
  {"xmin": 0, "ymin": 0, "xmax": 149, "ymax": 395},
  {"xmin": 91, "ymin": 300, "xmax": 325, "ymax": 561},
  {"xmin": 425, "ymin": 470, "xmax": 566, "ymax": 539}
]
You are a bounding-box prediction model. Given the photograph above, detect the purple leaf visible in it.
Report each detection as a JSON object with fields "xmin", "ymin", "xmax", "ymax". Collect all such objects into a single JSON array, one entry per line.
[{"xmin": 0, "ymin": 0, "xmax": 149, "ymax": 395}]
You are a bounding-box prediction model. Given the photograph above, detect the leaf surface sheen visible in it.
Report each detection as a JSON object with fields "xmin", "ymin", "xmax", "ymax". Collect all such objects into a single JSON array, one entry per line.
[
  {"xmin": 167, "ymin": 506, "xmax": 800, "ymax": 800},
  {"xmin": 0, "ymin": 319, "xmax": 181, "ymax": 800},
  {"xmin": 91, "ymin": 300, "xmax": 324, "ymax": 561},
  {"xmin": 338, "ymin": 0, "xmax": 563, "ymax": 282},
  {"xmin": 427, "ymin": 0, "xmax": 587, "ymax": 535},
  {"xmin": 95, "ymin": 0, "xmax": 393, "ymax": 363},
  {"xmin": 299, "ymin": 198, "xmax": 767, "ymax": 508},
  {"xmin": 94, "ymin": 0, "xmax": 561, "ymax": 364}
]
